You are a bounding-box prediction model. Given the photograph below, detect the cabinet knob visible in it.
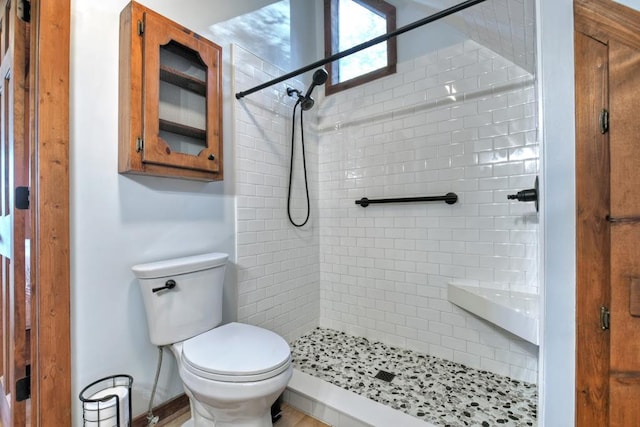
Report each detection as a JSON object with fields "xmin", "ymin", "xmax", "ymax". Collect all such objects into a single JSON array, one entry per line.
[{"xmin": 208, "ymin": 154, "xmax": 215, "ymax": 161}]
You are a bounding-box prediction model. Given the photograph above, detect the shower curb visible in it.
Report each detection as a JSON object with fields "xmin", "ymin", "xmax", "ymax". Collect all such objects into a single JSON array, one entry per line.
[{"xmin": 284, "ymin": 369, "xmax": 434, "ymax": 427}]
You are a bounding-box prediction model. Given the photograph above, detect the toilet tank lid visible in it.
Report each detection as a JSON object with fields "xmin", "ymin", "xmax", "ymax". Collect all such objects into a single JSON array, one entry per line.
[{"xmin": 131, "ymin": 252, "xmax": 228, "ymax": 279}]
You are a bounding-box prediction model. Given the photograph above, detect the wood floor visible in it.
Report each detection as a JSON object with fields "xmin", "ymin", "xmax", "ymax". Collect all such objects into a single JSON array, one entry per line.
[{"xmin": 161, "ymin": 403, "xmax": 330, "ymax": 427}]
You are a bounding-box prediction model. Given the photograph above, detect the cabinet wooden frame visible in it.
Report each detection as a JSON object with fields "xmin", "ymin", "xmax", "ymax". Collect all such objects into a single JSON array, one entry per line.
[{"xmin": 118, "ymin": 1, "xmax": 223, "ymax": 181}]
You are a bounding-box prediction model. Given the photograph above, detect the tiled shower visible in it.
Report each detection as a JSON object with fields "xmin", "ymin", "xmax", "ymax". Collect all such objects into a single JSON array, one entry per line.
[{"xmin": 233, "ymin": 20, "xmax": 539, "ymax": 423}]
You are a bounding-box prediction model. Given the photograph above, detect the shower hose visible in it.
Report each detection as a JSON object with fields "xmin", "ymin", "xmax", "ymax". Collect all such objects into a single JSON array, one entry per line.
[{"xmin": 287, "ymin": 99, "xmax": 311, "ymax": 227}]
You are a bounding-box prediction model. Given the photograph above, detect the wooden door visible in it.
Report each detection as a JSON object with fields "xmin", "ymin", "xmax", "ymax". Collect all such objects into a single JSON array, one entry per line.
[
  {"xmin": 0, "ymin": 0, "xmax": 30, "ymax": 424},
  {"xmin": 575, "ymin": 28, "xmax": 610, "ymax": 426},
  {"xmin": 607, "ymin": 38, "xmax": 640, "ymax": 427},
  {"xmin": 575, "ymin": 0, "xmax": 640, "ymax": 425}
]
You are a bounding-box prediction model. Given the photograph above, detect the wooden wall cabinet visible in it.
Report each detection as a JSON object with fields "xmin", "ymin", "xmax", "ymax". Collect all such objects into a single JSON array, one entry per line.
[{"xmin": 119, "ymin": 2, "xmax": 223, "ymax": 181}]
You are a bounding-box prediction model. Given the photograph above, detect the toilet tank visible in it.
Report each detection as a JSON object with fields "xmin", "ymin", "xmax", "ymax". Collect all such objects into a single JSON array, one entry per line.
[{"xmin": 132, "ymin": 252, "xmax": 228, "ymax": 346}]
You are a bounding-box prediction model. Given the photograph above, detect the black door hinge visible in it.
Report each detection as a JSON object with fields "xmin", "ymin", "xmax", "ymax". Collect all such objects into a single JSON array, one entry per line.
[
  {"xmin": 16, "ymin": 186, "xmax": 29, "ymax": 210},
  {"xmin": 600, "ymin": 306, "xmax": 610, "ymax": 330},
  {"xmin": 17, "ymin": 0, "xmax": 30, "ymax": 23},
  {"xmin": 599, "ymin": 109, "xmax": 609, "ymax": 134},
  {"xmin": 16, "ymin": 365, "xmax": 30, "ymax": 402}
]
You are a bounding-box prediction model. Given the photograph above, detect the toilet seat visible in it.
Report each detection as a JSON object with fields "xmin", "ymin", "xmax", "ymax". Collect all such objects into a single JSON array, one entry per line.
[{"xmin": 181, "ymin": 322, "xmax": 291, "ymax": 383}]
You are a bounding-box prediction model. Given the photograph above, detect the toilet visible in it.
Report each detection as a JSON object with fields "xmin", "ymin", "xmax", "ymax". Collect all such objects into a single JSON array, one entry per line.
[{"xmin": 132, "ymin": 252, "xmax": 292, "ymax": 427}]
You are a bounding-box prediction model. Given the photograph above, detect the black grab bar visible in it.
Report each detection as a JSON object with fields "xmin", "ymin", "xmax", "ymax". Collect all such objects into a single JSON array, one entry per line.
[{"xmin": 355, "ymin": 192, "xmax": 458, "ymax": 208}]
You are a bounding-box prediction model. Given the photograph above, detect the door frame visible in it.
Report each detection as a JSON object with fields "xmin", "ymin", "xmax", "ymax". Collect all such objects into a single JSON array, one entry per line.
[{"xmin": 29, "ymin": 0, "xmax": 71, "ymax": 424}]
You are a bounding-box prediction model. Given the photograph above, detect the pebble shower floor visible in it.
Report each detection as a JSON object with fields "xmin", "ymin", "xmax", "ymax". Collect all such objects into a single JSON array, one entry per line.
[{"xmin": 291, "ymin": 328, "xmax": 537, "ymax": 427}]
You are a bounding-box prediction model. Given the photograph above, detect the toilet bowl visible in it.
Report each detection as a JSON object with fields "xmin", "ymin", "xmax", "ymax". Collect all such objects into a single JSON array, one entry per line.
[
  {"xmin": 173, "ymin": 322, "xmax": 292, "ymax": 427},
  {"xmin": 132, "ymin": 253, "xmax": 292, "ymax": 427}
]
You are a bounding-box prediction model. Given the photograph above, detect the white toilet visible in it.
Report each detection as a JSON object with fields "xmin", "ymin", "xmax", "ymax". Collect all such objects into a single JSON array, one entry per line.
[{"xmin": 132, "ymin": 252, "xmax": 292, "ymax": 427}]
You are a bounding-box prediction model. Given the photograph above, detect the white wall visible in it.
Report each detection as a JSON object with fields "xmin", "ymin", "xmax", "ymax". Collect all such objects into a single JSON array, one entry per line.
[
  {"xmin": 71, "ymin": 0, "xmax": 241, "ymax": 424},
  {"xmin": 615, "ymin": 0, "xmax": 640, "ymax": 9},
  {"xmin": 316, "ymin": 40, "xmax": 539, "ymax": 383}
]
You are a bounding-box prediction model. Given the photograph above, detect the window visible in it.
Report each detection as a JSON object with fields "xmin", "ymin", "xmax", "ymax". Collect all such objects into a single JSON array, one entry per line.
[{"xmin": 324, "ymin": 0, "xmax": 397, "ymax": 95}]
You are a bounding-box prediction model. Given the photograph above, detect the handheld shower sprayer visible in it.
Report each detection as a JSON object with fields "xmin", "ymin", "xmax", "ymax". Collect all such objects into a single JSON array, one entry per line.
[
  {"xmin": 285, "ymin": 68, "xmax": 329, "ymax": 228},
  {"xmin": 286, "ymin": 68, "xmax": 328, "ymax": 111}
]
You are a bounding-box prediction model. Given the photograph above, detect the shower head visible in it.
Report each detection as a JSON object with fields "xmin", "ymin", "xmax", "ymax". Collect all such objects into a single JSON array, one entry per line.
[
  {"xmin": 300, "ymin": 96, "xmax": 316, "ymax": 111},
  {"xmin": 300, "ymin": 68, "xmax": 328, "ymax": 111},
  {"xmin": 286, "ymin": 68, "xmax": 328, "ymax": 111},
  {"xmin": 304, "ymin": 68, "xmax": 329, "ymax": 99}
]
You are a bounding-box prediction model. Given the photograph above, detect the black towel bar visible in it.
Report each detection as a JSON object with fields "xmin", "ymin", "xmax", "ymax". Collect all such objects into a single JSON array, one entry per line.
[{"xmin": 355, "ymin": 192, "xmax": 458, "ymax": 208}]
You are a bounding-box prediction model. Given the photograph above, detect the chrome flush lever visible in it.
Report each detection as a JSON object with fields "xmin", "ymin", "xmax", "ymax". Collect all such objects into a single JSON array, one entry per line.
[{"xmin": 152, "ymin": 279, "xmax": 176, "ymax": 293}]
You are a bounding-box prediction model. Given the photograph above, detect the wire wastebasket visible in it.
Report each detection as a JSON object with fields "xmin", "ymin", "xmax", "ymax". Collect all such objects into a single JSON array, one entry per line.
[{"xmin": 80, "ymin": 375, "xmax": 133, "ymax": 427}]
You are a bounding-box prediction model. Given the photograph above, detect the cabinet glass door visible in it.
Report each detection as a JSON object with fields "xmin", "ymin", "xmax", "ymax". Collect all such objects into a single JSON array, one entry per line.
[
  {"xmin": 158, "ymin": 41, "xmax": 207, "ymax": 156},
  {"xmin": 142, "ymin": 11, "xmax": 221, "ymax": 174}
]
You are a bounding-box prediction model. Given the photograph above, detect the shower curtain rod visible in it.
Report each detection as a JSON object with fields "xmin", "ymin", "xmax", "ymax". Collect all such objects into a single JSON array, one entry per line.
[{"xmin": 234, "ymin": 0, "xmax": 487, "ymax": 100}]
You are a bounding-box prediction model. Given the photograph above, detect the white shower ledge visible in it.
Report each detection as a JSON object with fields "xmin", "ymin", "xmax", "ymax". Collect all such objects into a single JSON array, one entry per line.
[{"xmin": 447, "ymin": 283, "xmax": 539, "ymax": 345}]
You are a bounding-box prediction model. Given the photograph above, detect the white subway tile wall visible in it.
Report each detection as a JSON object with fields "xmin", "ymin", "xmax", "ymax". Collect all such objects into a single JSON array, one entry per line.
[
  {"xmin": 234, "ymin": 39, "xmax": 538, "ymax": 383},
  {"xmin": 317, "ymin": 40, "xmax": 538, "ymax": 383},
  {"xmin": 460, "ymin": 0, "xmax": 536, "ymax": 74},
  {"xmin": 233, "ymin": 45, "xmax": 320, "ymax": 342}
]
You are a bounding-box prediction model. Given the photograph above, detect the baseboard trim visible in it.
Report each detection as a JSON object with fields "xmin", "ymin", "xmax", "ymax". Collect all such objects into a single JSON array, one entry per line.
[{"xmin": 132, "ymin": 393, "xmax": 190, "ymax": 427}]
